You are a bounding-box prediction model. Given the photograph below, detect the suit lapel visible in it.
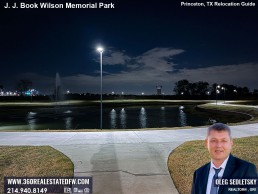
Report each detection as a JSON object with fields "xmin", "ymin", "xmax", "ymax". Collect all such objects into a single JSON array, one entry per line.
[
  {"xmin": 202, "ymin": 163, "xmax": 210, "ymax": 194},
  {"xmin": 218, "ymin": 154, "xmax": 236, "ymax": 194},
  {"xmin": 222, "ymin": 154, "xmax": 236, "ymax": 178}
]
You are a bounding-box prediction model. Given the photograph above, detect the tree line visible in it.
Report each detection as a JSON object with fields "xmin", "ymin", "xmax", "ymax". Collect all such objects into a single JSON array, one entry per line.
[
  {"xmin": 1, "ymin": 79, "xmax": 258, "ymax": 100},
  {"xmin": 173, "ymin": 79, "xmax": 258, "ymax": 98}
]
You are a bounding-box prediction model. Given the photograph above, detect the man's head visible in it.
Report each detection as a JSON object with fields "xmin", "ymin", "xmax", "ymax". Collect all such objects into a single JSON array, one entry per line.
[{"xmin": 205, "ymin": 123, "xmax": 233, "ymax": 166}]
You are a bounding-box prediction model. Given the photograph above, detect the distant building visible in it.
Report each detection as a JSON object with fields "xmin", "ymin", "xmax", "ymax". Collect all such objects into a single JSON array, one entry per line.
[{"xmin": 156, "ymin": 85, "xmax": 162, "ymax": 95}]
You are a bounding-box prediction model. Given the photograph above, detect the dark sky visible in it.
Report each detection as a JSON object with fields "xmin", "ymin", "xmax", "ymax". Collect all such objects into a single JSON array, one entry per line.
[{"xmin": 1, "ymin": 0, "xmax": 258, "ymax": 94}]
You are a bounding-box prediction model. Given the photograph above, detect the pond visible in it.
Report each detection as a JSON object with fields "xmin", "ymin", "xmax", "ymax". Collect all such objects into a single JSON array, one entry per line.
[{"xmin": 0, "ymin": 106, "xmax": 208, "ymax": 130}]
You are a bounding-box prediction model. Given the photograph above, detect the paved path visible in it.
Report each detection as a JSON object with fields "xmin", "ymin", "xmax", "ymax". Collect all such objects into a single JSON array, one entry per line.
[
  {"xmin": 213, "ymin": 101, "xmax": 258, "ymax": 109},
  {"xmin": 1, "ymin": 123, "xmax": 258, "ymax": 194}
]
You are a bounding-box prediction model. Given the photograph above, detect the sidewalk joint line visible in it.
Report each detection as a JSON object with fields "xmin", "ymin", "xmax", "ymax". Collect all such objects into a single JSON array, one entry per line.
[{"xmin": 75, "ymin": 170, "xmax": 168, "ymax": 176}]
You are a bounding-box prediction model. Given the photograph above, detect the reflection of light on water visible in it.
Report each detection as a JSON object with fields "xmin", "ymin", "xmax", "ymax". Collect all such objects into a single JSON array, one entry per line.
[
  {"xmin": 64, "ymin": 110, "xmax": 72, "ymax": 114},
  {"xmin": 179, "ymin": 109, "xmax": 187, "ymax": 126},
  {"xmin": 160, "ymin": 107, "xmax": 166, "ymax": 126},
  {"xmin": 27, "ymin": 112, "xmax": 37, "ymax": 130},
  {"xmin": 64, "ymin": 117, "xmax": 73, "ymax": 129},
  {"xmin": 27, "ymin": 119, "xmax": 37, "ymax": 130},
  {"xmin": 140, "ymin": 107, "xmax": 147, "ymax": 128},
  {"xmin": 110, "ymin": 109, "xmax": 117, "ymax": 129},
  {"xmin": 120, "ymin": 108, "xmax": 126, "ymax": 129}
]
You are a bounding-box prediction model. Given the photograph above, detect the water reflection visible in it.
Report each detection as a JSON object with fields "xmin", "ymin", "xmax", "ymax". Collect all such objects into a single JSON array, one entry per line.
[
  {"xmin": 120, "ymin": 108, "xmax": 127, "ymax": 129},
  {"xmin": 179, "ymin": 109, "xmax": 187, "ymax": 126},
  {"xmin": 140, "ymin": 107, "xmax": 147, "ymax": 128},
  {"xmin": 64, "ymin": 117, "xmax": 73, "ymax": 129},
  {"xmin": 160, "ymin": 107, "xmax": 166, "ymax": 126},
  {"xmin": 27, "ymin": 112, "xmax": 37, "ymax": 130},
  {"xmin": 27, "ymin": 118, "xmax": 37, "ymax": 130},
  {"xmin": 3, "ymin": 105, "xmax": 207, "ymax": 130},
  {"xmin": 110, "ymin": 109, "xmax": 117, "ymax": 129}
]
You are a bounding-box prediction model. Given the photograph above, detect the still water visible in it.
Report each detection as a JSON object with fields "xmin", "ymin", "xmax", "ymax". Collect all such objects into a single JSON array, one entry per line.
[{"xmin": 0, "ymin": 106, "xmax": 207, "ymax": 130}]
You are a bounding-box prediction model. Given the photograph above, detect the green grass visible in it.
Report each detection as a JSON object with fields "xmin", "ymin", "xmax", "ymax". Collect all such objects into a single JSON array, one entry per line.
[
  {"xmin": 167, "ymin": 136, "xmax": 258, "ymax": 194},
  {"xmin": 198, "ymin": 103, "xmax": 258, "ymax": 124},
  {"xmin": 0, "ymin": 146, "xmax": 74, "ymax": 194},
  {"xmin": 227, "ymin": 100, "xmax": 258, "ymax": 105}
]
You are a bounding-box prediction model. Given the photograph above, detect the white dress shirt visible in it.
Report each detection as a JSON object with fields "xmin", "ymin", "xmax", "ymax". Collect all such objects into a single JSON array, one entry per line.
[{"xmin": 206, "ymin": 156, "xmax": 229, "ymax": 194}]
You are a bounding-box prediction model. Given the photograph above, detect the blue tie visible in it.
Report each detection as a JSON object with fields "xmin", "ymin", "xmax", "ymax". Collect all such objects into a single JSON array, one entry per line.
[{"xmin": 210, "ymin": 167, "xmax": 222, "ymax": 194}]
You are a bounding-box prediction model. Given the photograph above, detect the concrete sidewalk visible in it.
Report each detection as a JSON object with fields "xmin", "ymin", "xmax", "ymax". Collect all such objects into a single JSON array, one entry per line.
[{"xmin": 1, "ymin": 123, "xmax": 258, "ymax": 194}]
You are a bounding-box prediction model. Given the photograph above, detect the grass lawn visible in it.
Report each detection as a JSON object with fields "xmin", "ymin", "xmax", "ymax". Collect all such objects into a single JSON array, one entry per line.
[
  {"xmin": 227, "ymin": 100, "xmax": 258, "ymax": 106},
  {"xmin": 0, "ymin": 146, "xmax": 74, "ymax": 194},
  {"xmin": 167, "ymin": 136, "xmax": 258, "ymax": 194},
  {"xmin": 198, "ymin": 103, "xmax": 258, "ymax": 124}
]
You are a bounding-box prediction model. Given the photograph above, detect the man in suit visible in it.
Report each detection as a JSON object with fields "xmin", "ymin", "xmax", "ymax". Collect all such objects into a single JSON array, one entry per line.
[{"xmin": 191, "ymin": 123, "xmax": 257, "ymax": 194}]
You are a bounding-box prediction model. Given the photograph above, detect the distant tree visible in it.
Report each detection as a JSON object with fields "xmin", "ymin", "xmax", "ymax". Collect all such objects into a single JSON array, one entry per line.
[
  {"xmin": 211, "ymin": 83, "xmax": 218, "ymax": 95},
  {"xmin": 175, "ymin": 80, "xmax": 254, "ymax": 99},
  {"xmin": 188, "ymin": 82, "xmax": 197, "ymax": 95},
  {"xmin": 174, "ymin": 80, "xmax": 190, "ymax": 95},
  {"xmin": 190, "ymin": 81, "xmax": 209, "ymax": 95},
  {"xmin": 16, "ymin": 79, "xmax": 32, "ymax": 95},
  {"xmin": 221, "ymin": 84, "xmax": 235, "ymax": 95},
  {"xmin": 236, "ymin": 86, "xmax": 250, "ymax": 97},
  {"xmin": 242, "ymin": 87, "xmax": 250, "ymax": 95},
  {"xmin": 253, "ymin": 89, "xmax": 258, "ymax": 96}
]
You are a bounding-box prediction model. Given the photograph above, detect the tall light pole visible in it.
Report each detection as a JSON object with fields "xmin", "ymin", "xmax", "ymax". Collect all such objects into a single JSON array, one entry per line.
[
  {"xmin": 221, "ymin": 87, "xmax": 226, "ymax": 103},
  {"xmin": 216, "ymin": 85, "xmax": 220, "ymax": 105},
  {"xmin": 234, "ymin": 89, "xmax": 237, "ymax": 100},
  {"xmin": 97, "ymin": 46, "xmax": 104, "ymax": 130},
  {"xmin": 207, "ymin": 91, "xmax": 210, "ymax": 100}
]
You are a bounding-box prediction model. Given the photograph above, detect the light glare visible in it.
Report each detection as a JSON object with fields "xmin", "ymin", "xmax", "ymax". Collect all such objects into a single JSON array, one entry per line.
[{"xmin": 97, "ymin": 46, "xmax": 104, "ymax": 52}]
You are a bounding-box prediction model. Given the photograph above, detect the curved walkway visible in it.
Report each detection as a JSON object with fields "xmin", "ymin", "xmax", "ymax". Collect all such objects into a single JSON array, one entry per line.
[
  {"xmin": 1, "ymin": 123, "xmax": 258, "ymax": 194},
  {"xmin": 214, "ymin": 101, "xmax": 258, "ymax": 109}
]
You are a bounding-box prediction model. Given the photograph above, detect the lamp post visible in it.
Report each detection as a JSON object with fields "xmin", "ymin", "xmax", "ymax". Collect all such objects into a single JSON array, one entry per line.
[
  {"xmin": 221, "ymin": 87, "xmax": 226, "ymax": 103},
  {"xmin": 234, "ymin": 89, "xmax": 237, "ymax": 100},
  {"xmin": 97, "ymin": 46, "xmax": 104, "ymax": 130},
  {"xmin": 216, "ymin": 85, "xmax": 220, "ymax": 105},
  {"xmin": 207, "ymin": 91, "xmax": 210, "ymax": 100}
]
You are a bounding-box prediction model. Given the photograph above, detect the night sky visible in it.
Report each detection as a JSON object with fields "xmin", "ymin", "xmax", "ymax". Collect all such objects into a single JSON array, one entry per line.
[{"xmin": 1, "ymin": 0, "xmax": 258, "ymax": 94}]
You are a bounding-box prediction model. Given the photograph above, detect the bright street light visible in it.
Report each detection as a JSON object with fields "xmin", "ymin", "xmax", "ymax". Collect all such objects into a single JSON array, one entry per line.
[
  {"xmin": 97, "ymin": 46, "xmax": 104, "ymax": 130},
  {"xmin": 97, "ymin": 46, "xmax": 104, "ymax": 53}
]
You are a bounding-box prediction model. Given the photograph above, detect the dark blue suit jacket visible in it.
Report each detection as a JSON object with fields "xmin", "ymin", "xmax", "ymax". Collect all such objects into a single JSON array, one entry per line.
[{"xmin": 191, "ymin": 154, "xmax": 258, "ymax": 194}]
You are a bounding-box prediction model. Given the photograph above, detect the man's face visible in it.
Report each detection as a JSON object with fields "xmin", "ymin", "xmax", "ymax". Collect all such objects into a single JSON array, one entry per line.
[{"xmin": 205, "ymin": 129, "xmax": 233, "ymax": 164}]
